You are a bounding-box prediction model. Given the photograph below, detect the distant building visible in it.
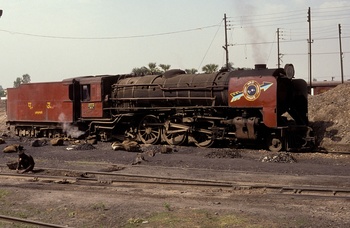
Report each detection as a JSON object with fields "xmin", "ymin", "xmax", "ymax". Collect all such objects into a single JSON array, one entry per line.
[{"xmin": 310, "ymin": 81, "xmax": 350, "ymax": 95}]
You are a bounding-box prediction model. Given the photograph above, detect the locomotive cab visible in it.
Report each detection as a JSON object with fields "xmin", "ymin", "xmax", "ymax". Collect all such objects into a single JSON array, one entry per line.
[{"xmin": 66, "ymin": 75, "xmax": 122, "ymax": 120}]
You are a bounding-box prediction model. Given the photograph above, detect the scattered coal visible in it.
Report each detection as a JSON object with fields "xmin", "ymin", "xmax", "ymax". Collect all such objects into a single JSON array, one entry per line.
[
  {"xmin": 260, "ymin": 153, "xmax": 297, "ymax": 163},
  {"xmin": 31, "ymin": 139, "xmax": 48, "ymax": 147},
  {"xmin": 141, "ymin": 144, "xmax": 176, "ymax": 153},
  {"xmin": 205, "ymin": 149, "xmax": 242, "ymax": 159},
  {"xmin": 73, "ymin": 143, "xmax": 96, "ymax": 150}
]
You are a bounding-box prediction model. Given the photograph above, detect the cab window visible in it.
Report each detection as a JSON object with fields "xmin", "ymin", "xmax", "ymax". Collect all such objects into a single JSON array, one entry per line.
[{"xmin": 82, "ymin": 85, "xmax": 90, "ymax": 101}]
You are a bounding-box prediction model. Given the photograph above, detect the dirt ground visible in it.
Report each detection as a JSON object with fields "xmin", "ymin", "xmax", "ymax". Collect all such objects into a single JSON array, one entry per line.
[
  {"xmin": 0, "ymin": 137, "xmax": 349, "ymax": 227},
  {"xmin": 0, "ymin": 85, "xmax": 350, "ymax": 227},
  {"xmin": 0, "ymin": 136, "xmax": 349, "ymax": 227}
]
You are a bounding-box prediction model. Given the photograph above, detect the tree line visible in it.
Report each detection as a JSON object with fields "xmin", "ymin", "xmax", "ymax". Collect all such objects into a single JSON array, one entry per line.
[{"xmin": 131, "ymin": 63, "xmax": 221, "ymax": 76}]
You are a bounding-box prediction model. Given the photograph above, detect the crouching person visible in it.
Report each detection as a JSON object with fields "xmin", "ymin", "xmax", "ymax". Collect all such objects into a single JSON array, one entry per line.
[{"xmin": 16, "ymin": 150, "xmax": 35, "ymax": 174}]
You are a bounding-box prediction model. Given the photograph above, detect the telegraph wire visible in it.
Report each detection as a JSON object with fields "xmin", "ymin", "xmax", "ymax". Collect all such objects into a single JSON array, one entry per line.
[
  {"xmin": 232, "ymin": 35, "xmax": 350, "ymax": 47},
  {"xmin": 266, "ymin": 32, "xmax": 276, "ymax": 63},
  {"xmin": 0, "ymin": 6, "xmax": 347, "ymax": 41},
  {"xmin": 285, "ymin": 51, "xmax": 350, "ymax": 56},
  {"xmin": 0, "ymin": 6, "xmax": 348, "ymax": 54},
  {"xmin": 0, "ymin": 24, "xmax": 220, "ymax": 40},
  {"xmin": 313, "ymin": 5, "xmax": 350, "ymax": 13},
  {"xmin": 228, "ymin": 8, "xmax": 306, "ymax": 20},
  {"xmin": 198, "ymin": 19, "xmax": 224, "ymax": 71}
]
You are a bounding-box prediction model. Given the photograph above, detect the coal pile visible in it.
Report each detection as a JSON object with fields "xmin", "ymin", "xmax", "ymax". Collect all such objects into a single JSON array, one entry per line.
[{"xmin": 308, "ymin": 83, "xmax": 350, "ymax": 151}]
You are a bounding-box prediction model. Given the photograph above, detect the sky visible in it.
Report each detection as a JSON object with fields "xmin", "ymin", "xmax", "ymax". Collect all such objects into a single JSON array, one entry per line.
[{"xmin": 0, "ymin": 0, "xmax": 349, "ymax": 89}]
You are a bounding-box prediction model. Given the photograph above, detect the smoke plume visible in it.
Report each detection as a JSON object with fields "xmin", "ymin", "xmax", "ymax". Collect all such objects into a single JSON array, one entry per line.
[
  {"xmin": 236, "ymin": 2, "xmax": 268, "ymax": 64},
  {"xmin": 58, "ymin": 113, "xmax": 84, "ymax": 138}
]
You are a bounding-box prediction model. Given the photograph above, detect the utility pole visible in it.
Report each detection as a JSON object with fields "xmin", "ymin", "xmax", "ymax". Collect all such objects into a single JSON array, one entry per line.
[
  {"xmin": 223, "ymin": 13, "xmax": 229, "ymax": 69},
  {"xmin": 277, "ymin": 28, "xmax": 283, "ymax": 68},
  {"xmin": 307, "ymin": 7, "xmax": 313, "ymax": 88},
  {"xmin": 338, "ymin": 24, "xmax": 344, "ymax": 84}
]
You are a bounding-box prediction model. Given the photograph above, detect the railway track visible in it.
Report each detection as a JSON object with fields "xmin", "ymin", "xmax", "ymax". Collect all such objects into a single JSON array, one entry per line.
[
  {"xmin": 316, "ymin": 150, "xmax": 350, "ymax": 156},
  {"xmin": 0, "ymin": 214, "xmax": 68, "ymax": 228},
  {"xmin": 1, "ymin": 167, "xmax": 350, "ymax": 199},
  {"xmin": 1, "ymin": 166, "xmax": 349, "ymax": 227}
]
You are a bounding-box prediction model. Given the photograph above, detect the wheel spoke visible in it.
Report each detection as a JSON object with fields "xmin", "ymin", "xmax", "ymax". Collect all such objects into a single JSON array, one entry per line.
[
  {"xmin": 137, "ymin": 115, "xmax": 161, "ymax": 145},
  {"xmin": 162, "ymin": 117, "xmax": 188, "ymax": 146},
  {"xmin": 192, "ymin": 120, "xmax": 215, "ymax": 148}
]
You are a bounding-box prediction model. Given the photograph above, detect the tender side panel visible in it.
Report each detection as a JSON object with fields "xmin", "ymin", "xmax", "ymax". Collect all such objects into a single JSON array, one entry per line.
[
  {"xmin": 7, "ymin": 82, "xmax": 73, "ymax": 123},
  {"xmin": 228, "ymin": 76, "xmax": 278, "ymax": 128}
]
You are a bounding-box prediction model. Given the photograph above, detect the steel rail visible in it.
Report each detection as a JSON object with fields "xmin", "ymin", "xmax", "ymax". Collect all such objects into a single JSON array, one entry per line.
[
  {"xmin": 83, "ymin": 170, "xmax": 231, "ymax": 184},
  {"xmin": 316, "ymin": 151, "xmax": 350, "ymax": 155},
  {"xmin": 1, "ymin": 168, "xmax": 350, "ymax": 198},
  {"xmin": 0, "ymin": 214, "xmax": 70, "ymax": 228},
  {"xmin": 0, "ymin": 172, "xmax": 77, "ymax": 183}
]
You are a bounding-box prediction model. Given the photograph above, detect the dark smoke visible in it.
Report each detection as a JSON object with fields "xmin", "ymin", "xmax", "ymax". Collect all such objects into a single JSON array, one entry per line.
[{"xmin": 235, "ymin": 2, "xmax": 268, "ymax": 63}]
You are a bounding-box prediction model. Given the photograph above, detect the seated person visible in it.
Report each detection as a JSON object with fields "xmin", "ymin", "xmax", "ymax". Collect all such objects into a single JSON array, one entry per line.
[{"xmin": 16, "ymin": 150, "xmax": 35, "ymax": 174}]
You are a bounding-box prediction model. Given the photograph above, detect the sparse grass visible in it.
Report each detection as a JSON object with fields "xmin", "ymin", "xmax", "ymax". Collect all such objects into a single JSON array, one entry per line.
[
  {"xmin": 0, "ymin": 189, "xmax": 9, "ymax": 199},
  {"xmin": 92, "ymin": 202, "xmax": 106, "ymax": 211},
  {"xmin": 68, "ymin": 211, "xmax": 77, "ymax": 218},
  {"xmin": 163, "ymin": 202, "xmax": 172, "ymax": 211},
  {"xmin": 123, "ymin": 208, "xmax": 274, "ymax": 228}
]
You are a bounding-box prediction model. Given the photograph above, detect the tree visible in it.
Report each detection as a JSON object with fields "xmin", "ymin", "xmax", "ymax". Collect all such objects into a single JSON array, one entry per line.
[
  {"xmin": 159, "ymin": 64, "xmax": 171, "ymax": 72},
  {"xmin": 22, "ymin": 74, "xmax": 31, "ymax": 83},
  {"xmin": 13, "ymin": 77, "xmax": 22, "ymax": 88},
  {"xmin": 13, "ymin": 74, "xmax": 31, "ymax": 88},
  {"xmin": 202, "ymin": 64, "xmax": 219, "ymax": 74},
  {"xmin": 0, "ymin": 85, "xmax": 5, "ymax": 97},
  {"xmin": 132, "ymin": 67, "xmax": 150, "ymax": 76},
  {"xmin": 132, "ymin": 63, "xmax": 171, "ymax": 76},
  {"xmin": 221, "ymin": 62, "xmax": 234, "ymax": 71},
  {"xmin": 185, "ymin": 68, "xmax": 198, "ymax": 74},
  {"xmin": 148, "ymin": 62, "xmax": 162, "ymax": 75}
]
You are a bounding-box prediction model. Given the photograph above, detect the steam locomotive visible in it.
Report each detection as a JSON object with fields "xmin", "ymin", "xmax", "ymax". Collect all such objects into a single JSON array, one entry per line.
[{"xmin": 6, "ymin": 64, "xmax": 315, "ymax": 151}]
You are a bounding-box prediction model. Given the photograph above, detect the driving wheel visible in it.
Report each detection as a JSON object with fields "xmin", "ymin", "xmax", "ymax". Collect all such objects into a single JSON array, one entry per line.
[
  {"xmin": 162, "ymin": 116, "xmax": 188, "ymax": 146},
  {"xmin": 137, "ymin": 115, "xmax": 161, "ymax": 144}
]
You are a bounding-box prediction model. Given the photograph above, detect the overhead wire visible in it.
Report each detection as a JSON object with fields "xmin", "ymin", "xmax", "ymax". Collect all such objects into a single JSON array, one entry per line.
[
  {"xmin": 230, "ymin": 5, "xmax": 350, "ymax": 55},
  {"xmin": 197, "ymin": 19, "xmax": 224, "ymax": 71},
  {"xmin": 0, "ymin": 6, "xmax": 347, "ymax": 43},
  {"xmin": 0, "ymin": 24, "xmax": 220, "ymax": 40},
  {"xmin": 0, "ymin": 5, "xmax": 349, "ymax": 70}
]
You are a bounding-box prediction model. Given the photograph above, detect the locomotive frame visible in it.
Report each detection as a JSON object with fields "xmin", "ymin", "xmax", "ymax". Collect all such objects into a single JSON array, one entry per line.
[{"xmin": 6, "ymin": 64, "xmax": 315, "ymax": 152}]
